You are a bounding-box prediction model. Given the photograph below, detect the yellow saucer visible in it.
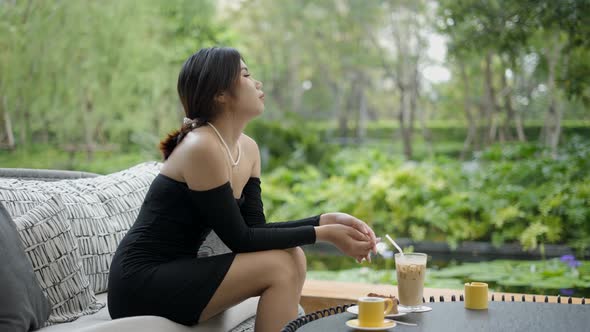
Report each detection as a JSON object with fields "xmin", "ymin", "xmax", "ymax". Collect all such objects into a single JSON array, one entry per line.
[{"xmin": 345, "ymin": 319, "xmax": 396, "ymax": 330}]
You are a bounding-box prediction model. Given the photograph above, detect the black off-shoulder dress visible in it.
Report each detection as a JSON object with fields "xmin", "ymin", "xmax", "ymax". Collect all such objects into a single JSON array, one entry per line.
[{"xmin": 107, "ymin": 173, "xmax": 319, "ymax": 325}]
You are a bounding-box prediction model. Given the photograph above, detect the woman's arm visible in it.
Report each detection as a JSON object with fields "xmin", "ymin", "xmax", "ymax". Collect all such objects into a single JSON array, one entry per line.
[
  {"xmin": 188, "ymin": 176, "xmax": 371, "ymax": 257},
  {"xmin": 239, "ymin": 177, "xmax": 321, "ymax": 228},
  {"xmin": 180, "ymin": 132, "xmax": 372, "ymax": 258},
  {"xmin": 241, "ymin": 134, "xmax": 377, "ymax": 259},
  {"xmin": 241, "ymin": 136, "xmax": 321, "ymax": 228},
  {"xmin": 181, "ymin": 133, "xmax": 318, "ymax": 252},
  {"xmin": 189, "ymin": 182, "xmax": 317, "ymax": 252}
]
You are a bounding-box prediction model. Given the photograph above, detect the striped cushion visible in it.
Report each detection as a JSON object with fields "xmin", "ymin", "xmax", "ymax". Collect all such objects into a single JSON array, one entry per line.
[
  {"xmin": 13, "ymin": 195, "xmax": 104, "ymax": 325},
  {"xmin": 0, "ymin": 180, "xmax": 112, "ymax": 294},
  {"xmin": 69, "ymin": 162, "xmax": 161, "ymax": 293},
  {"xmin": 0, "ymin": 162, "xmax": 161, "ymax": 294}
]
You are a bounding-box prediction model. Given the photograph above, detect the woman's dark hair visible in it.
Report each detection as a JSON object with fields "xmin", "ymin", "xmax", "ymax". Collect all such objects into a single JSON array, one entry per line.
[{"xmin": 159, "ymin": 47, "xmax": 242, "ymax": 160}]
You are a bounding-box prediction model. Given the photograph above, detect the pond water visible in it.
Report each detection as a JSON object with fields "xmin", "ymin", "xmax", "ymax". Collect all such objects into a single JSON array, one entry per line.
[{"xmin": 306, "ymin": 253, "xmax": 590, "ymax": 298}]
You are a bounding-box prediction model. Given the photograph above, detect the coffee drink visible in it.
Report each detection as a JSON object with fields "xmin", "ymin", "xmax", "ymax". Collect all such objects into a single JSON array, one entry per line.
[{"xmin": 395, "ymin": 253, "xmax": 427, "ymax": 307}]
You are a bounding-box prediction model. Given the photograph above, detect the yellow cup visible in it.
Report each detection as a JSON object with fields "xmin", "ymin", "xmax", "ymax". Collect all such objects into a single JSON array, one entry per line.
[
  {"xmin": 464, "ymin": 282, "xmax": 488, "ymax": 310},
  {"xmin": 357, "ymin": 297, "xmax": 394, "ymax": 327}
]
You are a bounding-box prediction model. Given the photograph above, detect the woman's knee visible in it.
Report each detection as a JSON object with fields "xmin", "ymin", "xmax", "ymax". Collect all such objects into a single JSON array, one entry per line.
[
  {"xmin": 264, "ymin": 250, "xmax": 300, "ymax": 286},
  {"xmin": 284, "ymin": 247, "xmax": 307, "ymax": 282}
]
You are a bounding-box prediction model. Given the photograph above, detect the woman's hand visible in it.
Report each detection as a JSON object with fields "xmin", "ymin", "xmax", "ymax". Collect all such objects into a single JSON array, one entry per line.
[
  {"xmin": 319, "ymin": 212, "xmax": 378, "ymax": 260},
  {"xmin": 315, "ymin": 224, "xmax": 374, "ymax": 262}
]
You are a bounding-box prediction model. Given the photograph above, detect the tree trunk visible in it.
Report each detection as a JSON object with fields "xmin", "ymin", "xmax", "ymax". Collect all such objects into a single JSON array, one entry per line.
[
  {"xmin": 408, "ymin": 75, "xmax": 417, "ymax": 149},
  {"xmin": 398, "ymin": 86, "xmax": 413, "ymax": 160},
  {"xmin": 289, "ymin": 47, "xmax": 303, "ymax": 113},
  {"xmin": 357, "ymin": 90, "xmax": 367, "ymax": 143},
  {"xmin": 543, "ymin": 32, "xmax": 563, "ymax": 158},
  {"xmin": 330, "ymin": 82, "xmax": 345, "ymax": 143},
  {"xmin": 154, "ymin": 106, "xmax": 162, "ymax": 139},
  {"xmin": 40, "ymin": 111, "xmax": 50, "ymax": 144},
  {"xmin": 338, "ymin": 83, "xmax": 352, "ymax": 141},
  {"xmin": 24, "ymin": 109, "xmax": 31, "ymax": 146},
  {"xmin": 484, "ymin": 52, "xmax": 499, "ymax": 145},
  {"xmin": 411, "ymin": 64, "xmax": 428, "ymax": 159},
  {"xmin": 1, "ymin": 95, "xmax": 16, "ymax": 149},
  {"xmin": 18, "ymin": 99, "xmax": 29, "ymax": 146},
  {"xmin": 519, "ymin": 75, "xmax": 536, "ymax": 143},
  {"xmin": 343, "ymin": 78, "xmax": 360, "ymax": 142},
  {"xmin": 515, "ymin": 112, "xmax": 527, "ymax": 142},
  {"xmin": 476, "ymin": 101, "xmax": 486, "ymax": 150},
  {"xmin": 417, "ymin": 98, "xmax": 433, "ymax": 159},
  {"xmin": 500, "ymin": 65, "xmax": 515, "ymax": 142},
  {"xmin": 550, "ymin": 99, "xmax": 562, "ymax": 159},
  {"xmin": 459, "ymin": 62, "xmax": 477, "ymax": 160},
  {"xmin": 356, "ymin": 74, "xmax": 367, "ymax": 143},
  {"xmin": 509, "ymin": 60, "xmax": 526, "ymax": 142},
  {"xmin": 83, "ymin": 93, "xmax": 96, "ymax": 161},
  {"xmin": 11, "ymin": 0, "xmax": 35, "ymax": 147}
]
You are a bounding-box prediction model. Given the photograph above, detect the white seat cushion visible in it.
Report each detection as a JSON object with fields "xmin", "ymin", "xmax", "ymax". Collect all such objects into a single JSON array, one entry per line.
[{"xmin": 37, "ymin": 293, "xmax": 260, "ymax": 332}]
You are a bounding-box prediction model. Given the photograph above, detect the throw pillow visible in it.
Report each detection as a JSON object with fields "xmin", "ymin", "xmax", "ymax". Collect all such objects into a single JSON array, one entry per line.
[
  {"xmin": 0, "ymin": 202, "xmax": 51, "ymax": 332},
  {"xmin": 0, "ymin": 181, "xmax": 111, "ymax": 294},
  {"xmin": 0, "ymin": 161, "xmax": 161, "ymax": 294},
  {"xmin": 70, "ymin": 161, "xmax": 161, "ymax": 293},
  {"xmin": 13, "ymin": 195, "xmax": 104, "ymax": 324}
]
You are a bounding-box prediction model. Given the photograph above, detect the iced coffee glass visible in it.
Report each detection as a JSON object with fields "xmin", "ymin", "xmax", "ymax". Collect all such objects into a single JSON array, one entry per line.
[{"xmin": 395, "ymin": 253, "xmax": 428, "ymax": 312}]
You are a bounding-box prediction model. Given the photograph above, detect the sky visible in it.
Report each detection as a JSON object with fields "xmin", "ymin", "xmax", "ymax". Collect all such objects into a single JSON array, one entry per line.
[{"xmin": 423, "ymin": 33, "xmax": 451, "ymax": 83}]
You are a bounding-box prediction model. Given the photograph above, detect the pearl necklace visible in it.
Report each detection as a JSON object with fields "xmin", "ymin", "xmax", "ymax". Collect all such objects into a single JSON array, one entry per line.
[{"xmin": 207, "ymin": 122, "xmax": 241, "ymax": 167}]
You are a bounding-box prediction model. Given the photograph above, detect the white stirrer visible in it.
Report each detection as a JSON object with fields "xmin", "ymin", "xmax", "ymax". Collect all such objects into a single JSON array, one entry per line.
[{"xmin": 385, "ymin": 234, "xmax": 404, "ymax": 257}]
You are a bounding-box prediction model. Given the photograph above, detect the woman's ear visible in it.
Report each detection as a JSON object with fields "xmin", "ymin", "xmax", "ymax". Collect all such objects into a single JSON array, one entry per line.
[{"xmin": 214, "ymin": 92, "xmax": 228, "ymax": 105}]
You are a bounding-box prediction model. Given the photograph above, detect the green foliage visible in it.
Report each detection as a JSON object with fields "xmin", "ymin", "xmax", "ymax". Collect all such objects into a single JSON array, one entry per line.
[
  {"xmin": 306, "ymin": 258, "xmax": 590, "ymax": 297},
  {"xmin": 263, "ymin": 137, "xmax": 590, "ymax": 252},
  {"xmin": 0, "ymin": 0, "xmax": 230, "ymax": 150},
  {"xmin": 438, "ymin": 0, "xmax": 590, "ymax": 102},
  {"xmin": 0, "ymin": 1, "xmax": 588, "ymax": 252},
  {"xmin": 1, "ymin": 0, "xmax": 588, "ymax": 156},
  {"xmin": 245, "ymin": 117, "xmax": 337, "ymax": 171},
  {"xmin": 312, "ymin": 121, "xmax": 590, "ymax": 145},
  {"xmin": 0, "ymin": 144, "xmax": 158, "ymax": 174}
]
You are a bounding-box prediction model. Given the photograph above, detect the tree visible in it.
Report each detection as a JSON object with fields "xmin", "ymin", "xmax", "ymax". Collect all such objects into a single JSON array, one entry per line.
[
  {"xmin": 371, "ymin": 0, "xmax": 430, "ymax": 160},
  {"xmin": 438, "ymin": 0, "xmax": 590, "ymax": 156},
  {"xmin": 228, "ymin": 0, "xmax": 383, "ymax": 142},
  {"xmin": 0, "ymin": 0, "xmax": 228, "ymax": 161}
]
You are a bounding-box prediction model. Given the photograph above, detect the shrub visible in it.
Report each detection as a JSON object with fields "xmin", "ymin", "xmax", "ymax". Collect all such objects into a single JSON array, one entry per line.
[{"xmin": 262, "ymin": 138, "xmax": 590, "ymax": 253}]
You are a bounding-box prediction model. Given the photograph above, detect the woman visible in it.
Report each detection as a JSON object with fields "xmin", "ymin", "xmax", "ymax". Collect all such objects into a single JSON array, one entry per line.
[{"xmin": 107, "ymin": 47, "xmax": 378, "ymax": 332}]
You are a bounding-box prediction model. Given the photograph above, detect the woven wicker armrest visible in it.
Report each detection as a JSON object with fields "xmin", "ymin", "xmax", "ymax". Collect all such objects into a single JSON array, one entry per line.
[
  {"xmin": 0, "ymin": 168, "xmax": 100, "ymax": 181},
  {"xmin": 280, "ymin": 303, "xmax": 355, "ymax": 332},
  {"xmin": 282, "ymin": 293, "xmax": 585, "ymax": 331}
]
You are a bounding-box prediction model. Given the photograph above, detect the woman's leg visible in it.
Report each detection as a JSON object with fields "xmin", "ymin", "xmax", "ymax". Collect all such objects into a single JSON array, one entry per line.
[
  {"xmin": 199, "ymin": 249, "xmax": 305, "ymax": 332},
  {"xmin": 283, "ymin": 247, "xmax": 307, "ymax": 302}
]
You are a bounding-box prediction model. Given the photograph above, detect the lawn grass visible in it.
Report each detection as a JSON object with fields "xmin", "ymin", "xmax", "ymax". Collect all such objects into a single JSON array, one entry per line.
[{"xmin": 0, "ymin": 144, "xmax": 160, "ymax": 174}]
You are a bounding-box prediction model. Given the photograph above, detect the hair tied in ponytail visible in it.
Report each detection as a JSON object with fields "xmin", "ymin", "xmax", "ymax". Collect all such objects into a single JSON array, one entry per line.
[{"xmin": 183, "ymin": 117, "xmax": 199, "ymax": 130}]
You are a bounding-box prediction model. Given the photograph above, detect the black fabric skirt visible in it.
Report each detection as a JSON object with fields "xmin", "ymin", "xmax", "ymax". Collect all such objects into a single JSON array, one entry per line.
[{"xmin": 107, "ymin": 252, "xmax": 236, "ymax": 326}]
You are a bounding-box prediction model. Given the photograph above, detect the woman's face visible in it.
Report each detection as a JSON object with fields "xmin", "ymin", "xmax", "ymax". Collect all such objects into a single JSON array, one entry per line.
[{"xmin": 230, "ymin": 60, "xmax": 265, "ymax": 117}]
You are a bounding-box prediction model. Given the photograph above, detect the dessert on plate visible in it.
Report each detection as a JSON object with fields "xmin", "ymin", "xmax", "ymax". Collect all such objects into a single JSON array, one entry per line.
[{"xmin": 367, "ymin": 293, "xmax": 399, "ymax": 314}]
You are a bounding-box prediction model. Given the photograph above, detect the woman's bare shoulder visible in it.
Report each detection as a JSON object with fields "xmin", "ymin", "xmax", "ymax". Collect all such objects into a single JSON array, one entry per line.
[
  {"xmin": 240, "ymin": 133, "xmax": 259, "ymax": 152},
  {"xmin": 181, "ymin": 129, "xmax": 220, "ymax": 155},
  {"xmin": 240, "ymin": 133, "xmax": 261, "ymax": 177},
  {"xmin": 169, "ymin": 130, "xmax": 229, "ymax": 190}
]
